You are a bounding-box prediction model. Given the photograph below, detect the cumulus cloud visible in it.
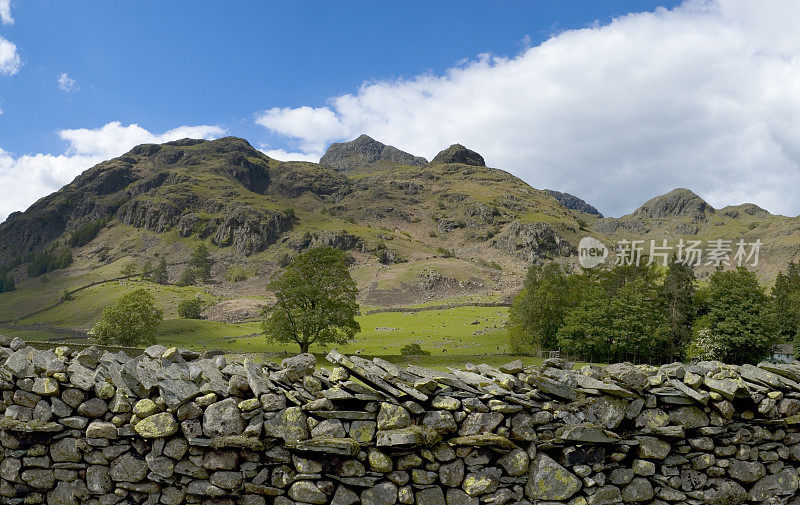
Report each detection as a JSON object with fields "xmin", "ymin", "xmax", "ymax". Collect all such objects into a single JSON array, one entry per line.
[
  {"xmin": 255, "ymin": 0, "xmax": 800, "ymax": 217},
  {"xmin": 0, "ymin": 0, "xmax": 12, "ymax": 25},
  {"xmin": 255, "ymin": 106, "xmax": 348, "ymax": 154},
  {"xmin": 57, "ymin": 73, "xmax": 77, "ymax": 92},
  {"xmin": 0, "ymin": 122, "xmax": 226, "ymax": 222},
  {"xmin": 0, "ymin": 36, "xmax": 20, "ymax": 75}
]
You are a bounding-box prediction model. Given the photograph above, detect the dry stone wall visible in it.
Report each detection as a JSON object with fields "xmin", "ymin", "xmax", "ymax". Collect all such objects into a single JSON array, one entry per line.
[{"xmin": 3, "ymin": 336, "xmax": 800, "ymax": 505}]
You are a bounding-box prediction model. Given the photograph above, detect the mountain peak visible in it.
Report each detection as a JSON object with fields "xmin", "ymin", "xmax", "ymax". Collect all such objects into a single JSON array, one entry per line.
[
  {"xmin": 429, "ymin": 144, "xmax": 485, "ymax": 167},
  {"xmin": 319, "ymin": 135, "xmax": 427, "ymax": 171},
  {"xmin": 633, "ymin": 188, "xmax": 714, "ymax": 221}
]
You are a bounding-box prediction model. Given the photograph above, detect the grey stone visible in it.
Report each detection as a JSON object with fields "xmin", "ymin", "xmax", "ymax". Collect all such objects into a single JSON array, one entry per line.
[
  {"xmin": 289, "ymin": 480, "xmax": 328, "ymax": 504},
  {"xmin": 332, "ymin": 485, "xmax": 360, "ymax": 505},
  {"xmin": 378, "ymin": 402, "xmax": 412, "ymax": 430},
  {"xmin": 462, "ymin": 467, "xmax": 501, "ymax": 496},
  {"xmin": 109, "ymin": 453, "xmax": 147, "ymax": 482},
  {"xmin": 703, "ymin": 478, "xmax": 747, "ymax": 505},
  {"xmin": 605, "ymin": 362, "xmax": 649, "ymax": 390},
  {"xmin": 86, "ymin": 420, "xmax": 118, "ymax": 439},
  {"xmin": 210, "ymin": 470, "xmax": 244, "ymax": 489},
  {"xmin": 587, "ymin": 485, "xmax": 622, "ymax": 505},
  {"xmin": 361, "ymin": 481, "xmax": 398, "ymax": 505},
  {"xmin": 525, "ymin": 453, "xmax": 581, "ymax": 501},
  {"xmin": 279, "ymin": 353, "xmax": 316, "ymax": 382},
  {"xmin": 77, "ymin": 398, "xmax": 108, "ymax": 418},
  {"xmin": 459, "ymin": 412, "xmax": 504, "ymax": 436},
  {"xmin": 636, "ymin": 436, "xmax": 671, "ymax": 459},
  {"xmin": 446, "ymin": 488, "xmax": 479, "ymax": 505},
  {"xmin": 86, "ymin": 465, "xmax": 112, "ymax": 493},
  {"xmin": 748, "ymin": 468, "xmax": 799, "ymax": 502},
  {"xmin": 51, "ymin": 437, "xmax": 82, "ymax": 463},
  {"xmin": 417, "ymin": 487, "xmax": 446, "ymax": 505},
  {"xmin": 668, "ymin": 406, "xmax": 709, "ymax": 429},
  {"xmin": 497, "ymin": 447, "xmax": 529, "ymax": 476},
  {"xmin": 622, "ymin": 477, "xmax": 654, "ymax": 502},
  {"xmin": 439, "ymin": 459, "xmax": 465, "ymax": 487},
  {"xmin": 47, "ymin": 480, "xmax": 89, "ymax": 505},
  {"xmin": 311, "ymin": 418, "xmax": 347, "ymax": 438},
  {"xmin": 727, "ymin": 459, "xmax": 765, "ymax": 483},
  {"xmin": 423, "ymin": 410, "xmax": 458, "ymax": 433},
  {"xmin": 203, "ymin": 397, "xmax": 245, "ymax": 436}
]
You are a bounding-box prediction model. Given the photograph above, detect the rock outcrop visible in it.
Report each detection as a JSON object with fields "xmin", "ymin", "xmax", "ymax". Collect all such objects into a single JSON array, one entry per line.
[
  {"xmin": 5, "ymin": 336, "xmax": 800, "ymax": 504},
  {"xmin": 430, "ymin": 144, "xmax": 485, "ymax": 167},
  {"xmin": 320, "ymin": 135, "xmax": 427, "ymax": 171},
  {"xmin": 493, "ymin": 221, "xmax": 575, "ymax": 262}
]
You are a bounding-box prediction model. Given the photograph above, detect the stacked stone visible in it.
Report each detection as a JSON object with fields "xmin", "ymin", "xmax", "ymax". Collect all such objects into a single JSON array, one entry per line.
[{"xmin": 4, "ymin": 337, "xmax": 800, "ymax": 505}]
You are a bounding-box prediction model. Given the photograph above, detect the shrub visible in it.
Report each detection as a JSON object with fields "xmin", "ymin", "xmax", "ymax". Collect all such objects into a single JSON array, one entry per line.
[
  {"xmin": 121, "ymin": 262, "xmax": 138, "ymax": 277},
  {"xmin": 152, "ymin": 258, "xmax": 168, "ymax": 284},
  {"xmin": 401, "ymin": 343, "xmax": 431, "ymax": 356},
  {"xmin": 177, "ymin": 297, "xmax": 205, "ymax": 319},
  {"xmin": 278, "ymin": 253, "xmax": 293, "ymax": 268},
  {"xmin": 225, "ymin": 265, "xmax": 249, "ymax": 283},
  {"xmin": 176, "ymin": 266, "xmax": 196, "ymax": 287},
  {"xmin": 437, "ymin": 246, "xmax": 454, "ymax": 258},
  {"xmin": 190, "ymin": 243, "xmax": 213, "ymax": 282}
]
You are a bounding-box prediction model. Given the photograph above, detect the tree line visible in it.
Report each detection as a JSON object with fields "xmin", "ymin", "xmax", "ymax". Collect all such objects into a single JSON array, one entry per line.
[{"xmin": 508, "ymin": 259, "xmax": 800, "ymax": 365}]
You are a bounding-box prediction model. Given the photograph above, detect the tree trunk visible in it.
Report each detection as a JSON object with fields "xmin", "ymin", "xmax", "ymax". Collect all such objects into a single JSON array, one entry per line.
[{"xmin": 300, "ymin": 341, "xmax": 310, "ymax": 354}]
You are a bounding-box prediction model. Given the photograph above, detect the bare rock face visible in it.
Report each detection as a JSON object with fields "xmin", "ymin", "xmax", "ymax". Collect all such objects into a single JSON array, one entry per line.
[
  {"xmin": 430, "ymin": 144, "xmax": 485, "ymax": 167},
  {"xmin": 209, "ymin": 205, "xmax": 293, "ymax": 256},
  {"xmin": 493, "ymin": 221, "xmax": 575, "ymax": 262},
  {"xmin": 320, "ymin": 134, "xmax": 427, "ymax": 171}
]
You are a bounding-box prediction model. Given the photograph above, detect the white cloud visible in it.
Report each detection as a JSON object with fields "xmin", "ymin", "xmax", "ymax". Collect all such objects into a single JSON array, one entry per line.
[
  {"xmin": 57, "ymin": 73, "xmax": 77, "ymax": 92},
  {"xmin": 0, "ymin": 0, "xmax": 12, "ymax": 25},
  {"xmin": 255, "ymin": 106, "xmax": 349, "ymax": 154},
  {"xmin": 260, "ymin": 147, "xmax": 322, "ymax": 163},
  {"xmin": 0, "ymin": 122, "xmax": 226, "ymax": 222},
  {"xmin": 255, "ymin": 0, "xmax": 800, "ymax": 217},
  {"xmin": 0, "ymin": 36, "xmax": 20, "ymax": 75}
]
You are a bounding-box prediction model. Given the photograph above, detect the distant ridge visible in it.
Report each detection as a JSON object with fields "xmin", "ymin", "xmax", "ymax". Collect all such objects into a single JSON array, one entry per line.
[{"xmin": 545, "ymin": 190, "xmax": 603, "ymax": 217}]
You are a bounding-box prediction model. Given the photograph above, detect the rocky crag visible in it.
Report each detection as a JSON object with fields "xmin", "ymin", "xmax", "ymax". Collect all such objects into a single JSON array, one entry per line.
[{"xmin": 4, "ymin": 338, "xmax": 800, "ymax": 504}]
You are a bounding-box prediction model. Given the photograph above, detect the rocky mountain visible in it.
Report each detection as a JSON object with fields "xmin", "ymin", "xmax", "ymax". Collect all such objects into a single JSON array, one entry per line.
[
  {"xmin": 592, "ymin": 188, "xmax": 800, "ymax": 278},
  {"xmin": 545, "ymin": 190, "xmax": 603, "ymax": 217},
  {"xmin": 632, "ymin": 188, "xmax": 714, "ymax": 221},
  {"xmin": 0, "ymin": 135, "xmax": 586, "ymax": 327},
  {"xmin": 319, "ymin": 134, "xmax": 427, "ymax": 171}
]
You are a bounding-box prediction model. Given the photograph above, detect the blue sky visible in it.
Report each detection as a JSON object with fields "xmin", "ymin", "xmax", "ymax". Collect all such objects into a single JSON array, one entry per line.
[
  {"xmin": 0, "ymin": 1, "xmax": 679, "ymax": 154},
  {"xmin": 2, "ymin": 0, "xmax": 800, "ymax": 220}
]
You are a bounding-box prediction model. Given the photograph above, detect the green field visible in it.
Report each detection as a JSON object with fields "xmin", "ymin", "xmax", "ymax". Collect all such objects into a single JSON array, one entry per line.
[
  {"xmin": 0, "ymin": 299, "xmax": 531, "ymax": 369},
  {"xmin": 150, "ymin": 306, "xmax": 509, "ymax": 354}
]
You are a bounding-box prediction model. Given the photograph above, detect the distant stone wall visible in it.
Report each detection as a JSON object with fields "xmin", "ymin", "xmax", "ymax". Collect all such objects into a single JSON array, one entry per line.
[{"xmin": 2, "ymin": 336, "xmax": 800, "ymax": 505}]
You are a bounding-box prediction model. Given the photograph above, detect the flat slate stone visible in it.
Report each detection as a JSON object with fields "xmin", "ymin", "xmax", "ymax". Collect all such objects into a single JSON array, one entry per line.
[{"xmin": 290, "ymin": 437, "xmax": 360, "ymax": 456}]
